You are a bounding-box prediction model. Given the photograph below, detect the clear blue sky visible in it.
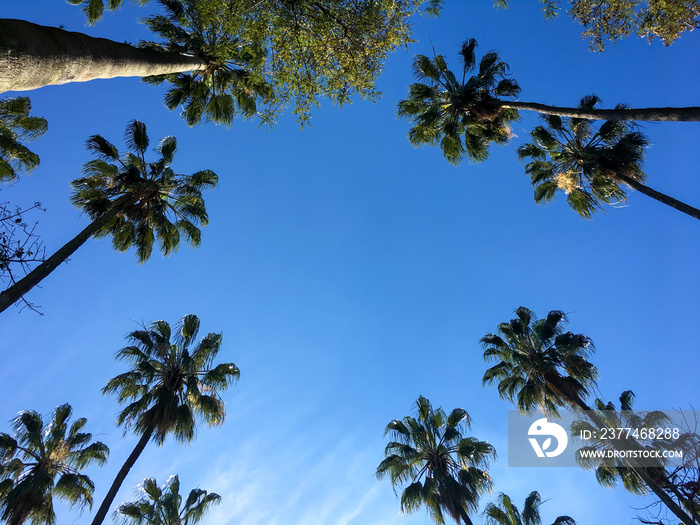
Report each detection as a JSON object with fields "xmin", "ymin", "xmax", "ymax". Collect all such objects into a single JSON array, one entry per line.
[{"xmin": 1, "ymin": 1, "xmax": 699, "ymax": 524}]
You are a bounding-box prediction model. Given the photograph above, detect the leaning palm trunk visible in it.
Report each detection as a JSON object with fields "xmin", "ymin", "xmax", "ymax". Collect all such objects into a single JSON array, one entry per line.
[
  {"xmin": 458, "ymin": 506, "xmax": 474, "ymax": 525},
  {"xmin": 0, "ymin": 194, "xmax": 137, "ymax": 313},
  {"xmin": 568, "ymin": 392, "xmax": 696, "ymax": 525},
  {"xmin": 614, "ymin": 173, "xmax": 700, "ymax": 221},
  {"xmin": 90, "ymin": 424, "xmax": 155, "ymax": 525},
  {"xmin": 498, "ymin": 101, "xmax": 700, "ymax": 122},
  {"xmin": 0, "ymin": 19, "xmax": 206, "ymax": 93}
]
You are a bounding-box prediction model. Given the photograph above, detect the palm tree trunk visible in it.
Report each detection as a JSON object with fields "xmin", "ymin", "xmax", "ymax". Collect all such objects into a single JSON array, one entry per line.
[
  {"xmin": 458, "ymin": 506, "xmax": 474, "ymax": 525},
  {"xmin": 499, "ymin": 101, "xmax": 700, "ymax": 122},
  {"xmin": 0, "ymin": 19, "xmax": 207, "ymax": 93},
  {"xmin": 614, "ymin": 173, "xmax": 700, "ymax": 221},
  {"xmin": 0, "ymin": 194, "xmax": 137, "ymax": 314},
  {"xmin": 573, "ymin": 396, "xmax": 696, "ymax": 524},
  {"xmin": 91, "ymin": 424, "xmax": 155, "ymax": 525}
]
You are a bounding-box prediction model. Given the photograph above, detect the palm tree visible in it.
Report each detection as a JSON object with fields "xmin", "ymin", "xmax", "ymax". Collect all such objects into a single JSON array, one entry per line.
[
  {"xmin": 398, "ymin": 39, "xmax": 700, "ymax": 164},
  {"xmin": 91, "ymin": 314, "xmax": 239, "ymax": 525},
  {"xmin": 0, "ymin": 97, "xmax": 48, "ymax": 182},
  {"xmin": 2, "ymin": 0, "xmax": 441, "ymax": 125},
  {"xmin": 517, "ymin": 96, "xmax": 700, "ymax": 221},
  {"xmin": 376, "ymin": 396, "xmax": 495, "ymax": 525},
  {"xmin": 481, "ymin": 307, "xmax": 597, "ymax": 417},
  {"xmin": 0, "ymin": 404, "xmax": 109, "ymax": 525},
  {"xmin": 573, "ymin": 391, "xmax": 700, "ymax": 523},
  {"xmin": 481, "ymin": 307, "xmax": 696, "ymax": 525},
  {"xmin": 484, "ymin": 491, "xmax": 575, "ymax": 525},
  {"xmin": 0, "ymin": 119, "xmax": 217, "ymax": 314},
  {"xmin": 115, "ymin": 475, "xmax": 221, "ymax": 525}
]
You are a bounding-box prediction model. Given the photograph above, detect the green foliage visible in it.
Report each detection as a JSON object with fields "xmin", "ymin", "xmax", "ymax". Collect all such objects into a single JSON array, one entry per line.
[
  {"xmin": 70, "ymin": 120, "xmax": 217, "ymax": 262},
  {"xmin": 115, "ymin": 475, "xmax": 221, "ymax": 525},
  {"xmin": 102, "ymin": 314, "xmax": 240, "ymax": 444},
  {"xmin": 481, "ymin": 307, "xmax": 598, "ymax": 416},
  {"xmin": 0, "ymin": 98, "xmax": 48, "ymax": 183},
  {"xmin": 0, "ymin": 404, "xmax": 109, "ymax": 525},
  {"xmin": 517, "ymin": 96, "xmax": 648, "ymax": 219},
  {"xmin": 398, "ymin": 38, "xmax": 520, "ymax": 165},
  {"xmin": 137, "ymin": 0, "xmax": 442, "ymax": 126},
  {"xmin": 494, "ymin": 0, "xmax": 699, "ymax": 50},
  {"xmin": 377, "ymin": 396, "xmax": 495, "ymax": 525},
  {"xmin": 484, "ymin": 491, "xmax": 576, "ymax": 525}
]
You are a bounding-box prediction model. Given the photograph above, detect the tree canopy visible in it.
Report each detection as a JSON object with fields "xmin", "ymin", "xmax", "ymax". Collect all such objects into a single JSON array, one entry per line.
[{"xmin": 494, "ymin": 0, "xmax": 700, "ymax": 50}]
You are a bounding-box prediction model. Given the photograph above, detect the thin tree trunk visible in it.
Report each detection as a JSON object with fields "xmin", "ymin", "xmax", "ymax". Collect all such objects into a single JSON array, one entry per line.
[
  {"xmin": 499, "ymin": 101, "xmax": 700, "ymax": 122},
  {"xmin": 573, "ymin": 397, "xmax": 696, "ymax": 525},
  {"xmin": 0, "ymin": 194, "xmax": 137, "ymax": 314},
  {"xmin": 0, "ymin": 19, "xmax": 207, "ymax": 93},
  {"xmin": 458, "ymin": 506, "xmax": 474, "ymax": 525},
  {"xmin": 91, "ymin": 424, "xmax": 155, "ymax": 525},
  {"xmin": 615, "ymin": 173, "xmax": 700, "ymax": 221}
]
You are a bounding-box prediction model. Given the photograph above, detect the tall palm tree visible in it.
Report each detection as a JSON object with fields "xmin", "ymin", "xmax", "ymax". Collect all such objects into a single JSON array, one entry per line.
[
  {"xmin": 0, "ymin": 404, "xmax": 109, "ymax": 525},
  {"xmin": 376, "ymin": 396, "xmax": 495, "ymax": 525},
  {"xmin": 484, "ymin": 491, "xmax": 575, "ymax": 525},
  {"xmin": 115, "ymin": 475, "xmax": 221, "ymax": 525},
  {"xmin": 398, "ymin": 39, "xmax": 700, "ymax": 164},
  {"xmin": 0, "ymin": 119, "xmax": 217, "ymax": 314},
  {"xmin": 2, "ymin": 0, "xmax": 441, "ymax": 126},
  {"xmin": 481, "ymin": 307, "xmax": 696, "ymax": 525},
  {"xmin": 0, "ymin": 97, "xmax": 48, "ymax": 182},
  {"xmin": 481, "ymin": 307, "xmax": 597, "ymax": 417},
  {"xmin": 0, "ymin": 19, "xmax": 207, "ymax": 94},
  {"xmin": 92, "ymin": 314, "xmax": 239, "ymax": 525},
  {"xmin": 517, "ymin": 96, "xmax": 700, "ymax": 221}
]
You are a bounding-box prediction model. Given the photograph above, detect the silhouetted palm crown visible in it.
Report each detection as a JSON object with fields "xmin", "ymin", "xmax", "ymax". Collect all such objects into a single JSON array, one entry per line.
[
  {"xmin": 397, "ymin": 38, "xmax": 520, "ymax": 164},
  {"xmin": 103, "ymin": 314, "xmax": 239, "ymax": 443},
  {"xmin": 484, "ymin": 491, "xmax": 576, "ymax": 525},
  {"xmin": 0, "ymin": 404, "xmax": 108, "ymax": 525},
  {"xmin": 115, "ymin": 475, "xmax": 221, "ymax": 525},
  {"xmin": 71, "ymin": 120, "xmax": 217, "ymax": 263},
  {"xmin": 482, "ymin": 307, "xmax": 598, "ymax": 415},
  {"xmin": 377, "ymin": 396, "xmax": 495, "ymax": 525},
  {"xmin": 572, "ymin": 390, "xmax": 676, "ymax": 494},
  {"xmin": 0, "ymin": 97, "xmax": 48, "ymax": 182},
  {"xmin": 517, "ymin": 95, "xmax": 648, "ymax": 218}
]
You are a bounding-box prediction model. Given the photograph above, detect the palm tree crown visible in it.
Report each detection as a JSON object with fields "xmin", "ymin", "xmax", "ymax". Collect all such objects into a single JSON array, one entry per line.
[
  {"xmin": 572, "ymin": 390, "xmax": 673, "ymax": 495},
  {"xmin": 0, "ymin": 404, "xmax": 109, "ymax": 525},
  {"xmin": 0, "ymin": 97, "xmax": 48, "ymax": 182},
  {"xmin": 141, "ymin": 0, "xmax": 441, "ymax": 126},
  {"xmin": 481, "ymin": 307, "xmax": 598, "ymax": 415},
  {"xmin": 397, "ymin": 38, "xmax": 521, "ymax": 164},
  {"xmin": 377, "ymin": 396, "xmax": 495, "ymax": 525},
  {"xmin": 72, "ymin": 119, "xmax": 217, "ymax": 263},
  {"xmin": 517, "ymin": 95, "xmax": 648, "ymax": 218},
  {"xmin": 484, "ymin": 491, "xmax": 576, "ymax": 525},
  {"xmin": 104, "ymin": 313, "xmax": 239, "ymax": 443},
  {"xmin": 115, "ymin": 475, "xmax": 221, "ymax": 525}
]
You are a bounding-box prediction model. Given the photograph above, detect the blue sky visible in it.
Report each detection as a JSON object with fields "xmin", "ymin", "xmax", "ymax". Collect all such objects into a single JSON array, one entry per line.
[{"xmin": 1, "ymin": 1, "xmax": 699, "ymax": 524}]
